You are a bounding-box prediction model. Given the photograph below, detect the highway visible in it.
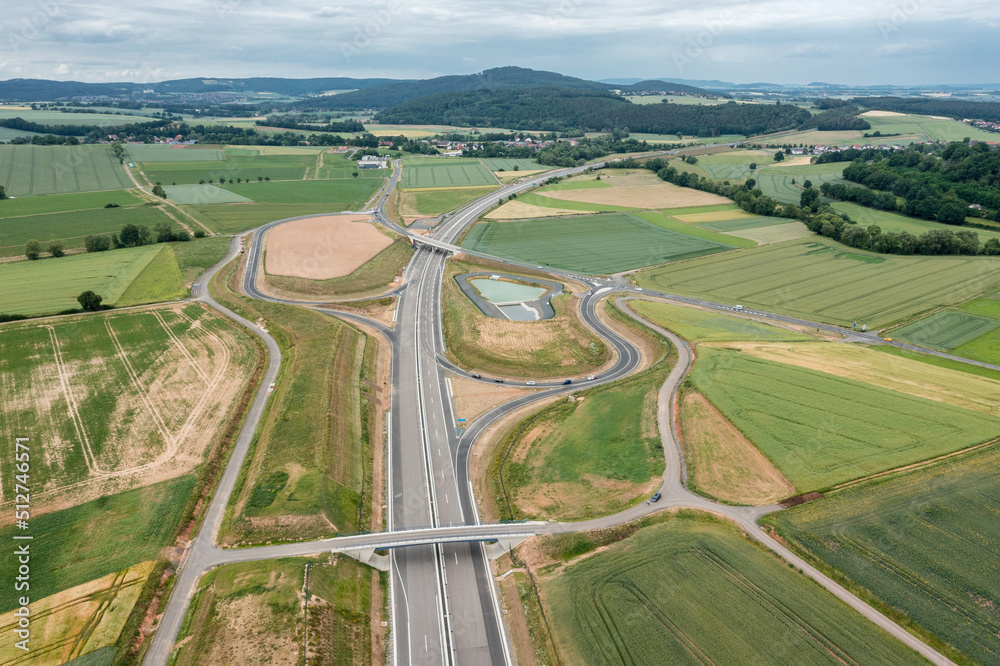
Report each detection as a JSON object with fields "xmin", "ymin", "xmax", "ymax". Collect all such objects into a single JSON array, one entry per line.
[{"xmin": 141, "ymin": 153, "xmax": 971, "ymax": 666}]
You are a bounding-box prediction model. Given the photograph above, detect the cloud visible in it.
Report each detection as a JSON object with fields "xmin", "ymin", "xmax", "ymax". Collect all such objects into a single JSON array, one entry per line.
[{"xmin": 315, "ymin": 6, "xmax": 345, "ymax": 17}]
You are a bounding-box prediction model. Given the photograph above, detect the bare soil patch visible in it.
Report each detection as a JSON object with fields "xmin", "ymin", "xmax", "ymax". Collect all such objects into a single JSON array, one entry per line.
[
  {"xmin": 265, "ymin": 215, "xmax": 392, "ymax": 280},
  {"xmin": 860, "ymin": 110, "xmax": 907, "ymax": 117},
  {"xmin": 678, "ymin": 391, "xmax": 794, "ymax": 504},
  {"xmin": 450, "ymin": 375, "xmax": 535, "ymax": 423},
  {"xmin": 674, "ymin": 210, "xmax": 754, "ymax": 223},
  {"xmin": 540, "ymin": 180, "xmax": 729, "ymax": 208}
]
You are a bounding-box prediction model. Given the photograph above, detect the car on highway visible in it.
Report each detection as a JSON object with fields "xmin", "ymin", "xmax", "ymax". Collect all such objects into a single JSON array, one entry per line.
[
  {"xmin": 884, "ymin": 337, "xmax": 893, "ymax": 342},
  {"xmin": 526, "ymin": 381, "xmax": 536, "ymax": 386},
  {"xmin": 471, "ymin": 373, "xmax": 481, "ymax": 379},
  {"xmin": 651, "ymin": 492, "xmax": 662, "ymax": 503},
  {"xmin": 562, "ymin": 379, "xmax": 572, "ymax": 385},
  {"xmin": 587, "ymin": 375, "xmax": 596, "ymax": 380},
  {"xmin": 494, "ymin": 378, "xmax": 504, "ymax": 383}
]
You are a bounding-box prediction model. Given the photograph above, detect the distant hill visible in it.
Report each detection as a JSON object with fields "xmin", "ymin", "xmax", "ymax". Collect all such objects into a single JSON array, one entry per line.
[
  {"xmin": 375, "ymin": 86, "xmax": 810, "ymax": 135},
  {"xmin": 0, "ymin": 76, "xmax": 398, "ymax": 101},
  {"xmin": 297, "ymin": 66, "xmax": 612, "ymax": 110},
  {"xmin": 616, "ymin": 80, "xmax": 718, "ymax": 96}
]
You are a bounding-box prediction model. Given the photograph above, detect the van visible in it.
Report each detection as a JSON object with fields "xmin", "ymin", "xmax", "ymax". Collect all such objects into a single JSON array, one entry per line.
[{"xmin": 733, "ymin": 304, "xmax": 744, "ymax": 311}]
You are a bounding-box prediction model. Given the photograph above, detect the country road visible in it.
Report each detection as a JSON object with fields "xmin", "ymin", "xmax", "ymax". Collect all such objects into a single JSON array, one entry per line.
[{"xmin": 139, "ymin": 152, "xmax": 965, "ymax": 666}]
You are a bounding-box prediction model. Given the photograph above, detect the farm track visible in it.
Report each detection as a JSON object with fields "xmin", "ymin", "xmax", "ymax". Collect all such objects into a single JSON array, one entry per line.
[{"xmin": 139, "ymin": 146, "xmax": 964, "ymax": 666}]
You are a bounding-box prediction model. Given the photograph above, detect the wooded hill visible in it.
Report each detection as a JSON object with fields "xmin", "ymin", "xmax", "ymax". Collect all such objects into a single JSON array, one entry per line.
[{"xmin": 375, "ymin": 86, "xmax": 809, "ymax": 135}]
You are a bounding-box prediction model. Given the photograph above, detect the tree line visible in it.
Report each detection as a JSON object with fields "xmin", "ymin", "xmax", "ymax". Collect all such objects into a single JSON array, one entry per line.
[{"xmin": 23, "ymin": 222, "xmax": 200, "ymax": 260}]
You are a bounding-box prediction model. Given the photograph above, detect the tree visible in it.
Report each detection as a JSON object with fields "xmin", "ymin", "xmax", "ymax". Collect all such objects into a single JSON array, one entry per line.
[
  {"xmin": 156, "ymin": 222, "xmax": 176, "ymax": 243},
  {"xmin": 77, "ymin": 291, "xmax": 103, "ymax": 311},
  {"xmin": 984, "ymin": 238, "xmax": 1000, "ymax": 255},
  {"xmin": 0, "ymin": 184, "xmax": 6, "ymax": 200},
  {"xmin": 84, "ymin": 234, "xmax": 111, "ymax": 252},
  {"xmin": 258, "ymin": 176, "xmax": 263, "ymax": 182},
  {"xmin": 265, "ymin": 176, "xmax": 270, "ymax": 182},
  {"xmin": 803, "ymin": 180, "xmax": 813, "ymax": 189},
  {"xmin": 352, "ymin": 171, "xmax": 359, "ymax": 178},
  {"xmin": 749, "ymin": 163, "xmax": 757, "ymax": 171},
  {"xmin": 745, "ymin": 178, "xmax": 756, "ymax": 190},
  {"xmin": 151, "ymin": 184, "xmax": 166, "ymax": 198},
  {"xmin": 194, "ymin": 229, "xmax": 207, "ymax": 238},
  {"xmin": 48, "ymin": 241, "xmax": 65, "ymax": 258},
  {"xmin": 24, "ymin": 239, "xmax": 41, "ymax": 260},
  {"xmin": 774, "ymin": 151, "xmax": 785, "ymax": 162},
  {"xmin": 119, "ymin": 224, "xmax": 151, "ymax": 247}
]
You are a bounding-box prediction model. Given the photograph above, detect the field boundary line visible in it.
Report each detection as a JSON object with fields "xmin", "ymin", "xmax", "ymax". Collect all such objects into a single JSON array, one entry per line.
[
  {"xmin": 45, "ymin": 325, "xmax": 101, "ymax": 475},
  {"xmin": 169, "ymin": 308, "xmax": 232, "ymax": 451},
  {"xmin": 827, "ymin": 436, "xmax": 1000, "ymax": 494}
]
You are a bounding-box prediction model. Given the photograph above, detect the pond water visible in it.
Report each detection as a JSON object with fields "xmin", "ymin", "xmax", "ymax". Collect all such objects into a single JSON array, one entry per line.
[{"xmin": 470, "ymin": 278, "xmax": 547, "ymax": 304}]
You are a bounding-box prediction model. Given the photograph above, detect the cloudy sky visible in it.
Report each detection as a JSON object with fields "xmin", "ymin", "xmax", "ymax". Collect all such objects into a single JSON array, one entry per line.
[{"xmin": 2, "ymin": 0, "xmax": 997, "ymax": 85}]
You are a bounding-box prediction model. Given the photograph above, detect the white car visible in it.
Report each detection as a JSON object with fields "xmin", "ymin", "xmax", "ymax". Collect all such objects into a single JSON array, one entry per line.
[
  {"xmin": 587, "ymin": 375, "xmax": 596, "ymax": 380},
  {"xmin": 526, "ymin": 381, "xmax": 536, "ymax": 386}
]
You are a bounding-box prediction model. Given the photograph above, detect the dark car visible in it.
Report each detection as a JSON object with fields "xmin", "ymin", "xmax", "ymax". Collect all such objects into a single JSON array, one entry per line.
[
  {"xmin": 472, "ymin": 373, "xmax": 482, "ymax": 379},
  {"xmin": 562, "ymin": 379, "xmax": 572, "ymax": 385},
  {"xmin": 494, "ymin": 378, "xmax": 504, "ymax": 383},
  {"xmin": 650, "ymin": 492, "xmax": 662, "ymax": 503}
]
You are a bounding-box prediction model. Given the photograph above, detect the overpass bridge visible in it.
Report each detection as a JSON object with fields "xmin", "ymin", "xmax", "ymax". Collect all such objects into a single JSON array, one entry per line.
[{"xmin": 209, "ymin": 523, "xmax": 543, "ymax": 571}]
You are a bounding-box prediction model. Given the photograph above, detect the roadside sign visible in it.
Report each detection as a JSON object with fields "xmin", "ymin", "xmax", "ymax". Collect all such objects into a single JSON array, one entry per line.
[{"xmin": 457, "ymin": 419, "xmax": 467, "ymax": 422}]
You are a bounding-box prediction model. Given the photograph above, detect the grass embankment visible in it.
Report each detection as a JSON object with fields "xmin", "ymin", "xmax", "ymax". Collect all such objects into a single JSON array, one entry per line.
[
  {"xmin": 442, "ymin": 257, "xmax": 608, "ymax": 379},
  {"xmin": 691, "ymin": 347, "xmax": 1000, "ymax": 492},
  {"xmin": 213, "ymin": 257, "xmax": 384, "ymax": 544},
  {"xmin": 487, "ymin": 301, "xmax": 672, "ymax": 522},
  {"xmin": 260, "ymin": 233, "xmax": 413, "ymax": 302},
  {"xmin": 171, "ymin": 557, "xmax": 385, "ymax": 665},
  {"xmin": 763, "ymin": 443, "xmax": 1000, "ymax": 664},
  {"xmin": 528, "ymin": 513, "xmax": 925, "ymax": 665}
]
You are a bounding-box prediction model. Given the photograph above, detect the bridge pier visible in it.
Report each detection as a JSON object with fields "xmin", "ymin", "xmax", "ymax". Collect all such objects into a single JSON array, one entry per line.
[{"xmin": 484, "ymin": 535, "xmax": 531, "ymax": 560}]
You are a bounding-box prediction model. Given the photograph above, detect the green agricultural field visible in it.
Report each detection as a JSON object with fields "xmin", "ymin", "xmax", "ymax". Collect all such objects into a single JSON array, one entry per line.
[
  {"xmin": 480, "ymin": 158, "xmax": 546, "ymax": 172},
  {"xmin": 755, "ymin": 172, "xmax": 848, "ymax": 204},
  {"xmin": 832, "ymin": 202, "xmax": 1000, "ymax": 242},
  {"xmin": 0, "ymin": 204, "xmax": 176, "ymax": 258},
  {"xmin": 660, "ymin": 203, "xmax": 742, "ymax": 216},
  {"xmin": 0, "ymin": 145, "xmax": 133, "ymax": 196},
  {"xmin": 140, "ymin": 154, "xmax": 314, "ymax": 185},
  {"xmin": 464, "ymin": 212, "xmax": 737, "ymax": 274},
  {"xmin": 891, "ymin": 310, "xmax": 999, "ymax": 350},
  {"xmin": 164, "ymin": 183, "xmax": 253, "ymax": 204},
  {"xmin": 220, "ymin": 178, "xmax": 381, "ymax": 207},
  {"xmin": 495, "ymin": 364, "xmax": 668, "ymax": 521},
  {"xmin": 863, "ymin": 113, "xmax": 1000, "ymax": 143},
  {"xmin": 691, "ymin": 347, "xmax": 1000, "ymax": 491},
  {"xmin": 401, "ymin": 158, "xmax": 497, "ymax": 189},
  {"xmin": 629, "ymin": 299, "xmax": 812, "ymax": 342},
  {"xmin": 951, "ymin": 297, "xmax": 1000, "ymax": 367},
  {"xmin": 0, "ymin": 189, "xmax": 144, "ymax": 216},
  {"xmin": 0, "ymin": 126, "xmax": 40, "ymax": 141},
  {"xmin": 0, "ymin": 477, "xmax": 194, "ymax": 612},
  {"xmin": 637, "ymin": 236, "xmax": 1000, "ymax": 327},
  {"xmin": 172, "ymin": 236, "xmax": 233, "ymax": 285},
  {"xmin": 516, "ymin": 191, "xmax": 635, "ymax": 213},
  {"xmin": 695, "ymin": 215, "xmax": 792, "ymax": 232},
  {"xmin": 765, "ymin": 444, "xmax": 1000, "ymax": 664},
  {"xmin": 116, "ymin": 245, "xmax": 188, "ymax": 305},
  {"xmin": 0, "ymin": 108, "xmax": 159, "ymax": 126},
  {"xmin": 183, "ymin": 203, "xmax": 341, "ymax": 234},
  {"xmin": 172, "ymin": 557, "xmax": 379, "ymax": 666},
  {"xmin": 0, "ymin": 244, "xmax": 178, "ymax": 315},
  {"xmin": 544, "ymin": 516, "xmax": 924, "ymax": 665},
  {"xmin": 125, "ymin": 144, "xmax": 224, "ymax": 162},
  {"xmin": 636, "ymin": 210, "xmax": 757, "ymax": 248},
  {"xmin": 410, "ymin": 186, "xmax": 500, "ymax": 216}
]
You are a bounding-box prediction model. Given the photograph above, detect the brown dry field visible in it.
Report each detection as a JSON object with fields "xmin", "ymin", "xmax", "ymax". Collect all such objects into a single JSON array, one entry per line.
[
  {"xmin": 265, "ymin": 215, "xmax": 392, "ymax": 280},
  {"xmin": 860, "ymin": 110, "xmax": 907, "ymax": 117},
  {"xmin": 724, "ymin": 221, "xmax": 813, "ymax": 244},
  {"xmin": 761, "ymin": 155, "xmax": 814, "ymax": 168},
  {"xmin": 674, "ymin": 210, "xmax": 754, "ymax": 224},
  {"xmin": 716, "ymin": 341, "xmax": 1000, "ymax": 417},
  {"xmin": 539, "ymin": 170, "xmax": 730, "ymax": 208},
  {"xmin": 678, "ymin": 391, "xmax": 794, "ymax": 505},
  {"xmin": 485, "ymin": 200, "xmax": 589, "ymax": 220},
  {"xmin": 0, "ymin": 304, "xmax": 258, "ymax": 520},
  {"xmin": 0, "ymin": 561, "xmax": 154, "ymax": 665},
  {"xmin": 450, "ymin": 375, "xmax": 535, "ymax": 423}
]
